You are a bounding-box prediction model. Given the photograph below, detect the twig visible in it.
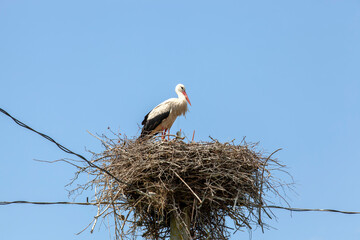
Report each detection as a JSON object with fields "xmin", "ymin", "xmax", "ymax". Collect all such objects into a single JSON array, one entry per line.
[
  {"xmin": 87, "ymin": 130, "xmax": 111, "ymax": 148},
  {"xmin": 173, "ymin": 171, "xmax": 203, "ymax": 204},
  {"xmin": 91, "ymin": 186, "xmax": 100, "ymax": 233},
  {"xmin": 258, "ymin": 148, "xmax": 282, "ymax": 232}
]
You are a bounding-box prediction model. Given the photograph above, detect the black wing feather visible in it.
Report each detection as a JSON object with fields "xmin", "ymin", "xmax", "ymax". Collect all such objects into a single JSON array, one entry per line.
[
  {"xmin": 139, "ymin": 111, "xmax": 170, "ymax": 139},
  {"xmin": 141, "ymin": 111, "xmax": 151, "ymax": 125}
]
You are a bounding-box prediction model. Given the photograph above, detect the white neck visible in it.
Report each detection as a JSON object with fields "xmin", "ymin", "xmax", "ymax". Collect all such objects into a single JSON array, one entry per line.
[{"xmin": 176, "ymin": 90, "xmax": 186, "ymax": 101}]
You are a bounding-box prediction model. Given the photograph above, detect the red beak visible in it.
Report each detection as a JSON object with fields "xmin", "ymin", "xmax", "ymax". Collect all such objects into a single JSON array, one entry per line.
[{"xmin": 183, "ymin": 91, "xmax": 191, "ymax": 106}]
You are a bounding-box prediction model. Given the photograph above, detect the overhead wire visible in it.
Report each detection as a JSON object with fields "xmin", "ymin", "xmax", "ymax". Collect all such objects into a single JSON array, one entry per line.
[
  {"xmin": 0, "ymin": 108, "xmax": 148, "ymax": 197},
  {"xmin": 1, "ymin": 201, "xmax": 360, "ymax": 215}
]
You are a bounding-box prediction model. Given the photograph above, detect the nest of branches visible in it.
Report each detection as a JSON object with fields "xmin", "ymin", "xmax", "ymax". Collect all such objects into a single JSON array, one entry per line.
[{"xmin": 74, "ymin": 134, "xmax": 290, "ymax": 239}]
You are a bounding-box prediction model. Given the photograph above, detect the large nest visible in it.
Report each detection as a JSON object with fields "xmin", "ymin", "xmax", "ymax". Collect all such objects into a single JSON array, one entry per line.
[{"xmin": 73, "ymin": 134, "xmax": 290, "ymax": 239}]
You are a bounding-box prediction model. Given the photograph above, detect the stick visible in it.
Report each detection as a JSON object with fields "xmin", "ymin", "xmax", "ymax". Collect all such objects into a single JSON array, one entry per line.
[{"xmin": 173, "ymin": 171, "xmax": 202, "ymax": 204}]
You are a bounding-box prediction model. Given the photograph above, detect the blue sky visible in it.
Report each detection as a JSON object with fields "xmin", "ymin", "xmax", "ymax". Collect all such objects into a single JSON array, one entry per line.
[{"xmin": 1, "ymin": 1, "xmax": 360, "ymax": 239}]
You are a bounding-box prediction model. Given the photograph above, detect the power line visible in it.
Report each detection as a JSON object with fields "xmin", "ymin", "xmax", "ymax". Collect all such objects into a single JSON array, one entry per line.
[
  {"xmin": 266, "ymin": 205, "xmax": 360, "ymax": 215},
  {"xmin": 0, "ymin": 201, "xmax": 96, "ymax": 206},
  {"xmin": 1, "ymin": 201, "xmax": 360, "ymax": 215},
  {"xmin": 0, "ymin": 108, "xmax": 148, "ymax": 197}
]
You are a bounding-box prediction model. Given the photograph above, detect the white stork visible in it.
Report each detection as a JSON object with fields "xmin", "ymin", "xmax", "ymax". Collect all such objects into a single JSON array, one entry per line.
[{"xmin": 139, "ymin": 84, "xmax": 191, "ymax": 139}]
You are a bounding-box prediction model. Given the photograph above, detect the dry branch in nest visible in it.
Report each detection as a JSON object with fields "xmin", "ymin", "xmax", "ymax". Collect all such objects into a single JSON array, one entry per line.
[{"xmin": 71, "ymin": 134, "xmax": 291, "ymax": 239}]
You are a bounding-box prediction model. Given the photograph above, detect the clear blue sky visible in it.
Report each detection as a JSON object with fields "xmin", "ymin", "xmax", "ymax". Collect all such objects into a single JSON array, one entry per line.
[{"xmin": 1, "ymin": 1, "xmax": 359, "ymax": 239}]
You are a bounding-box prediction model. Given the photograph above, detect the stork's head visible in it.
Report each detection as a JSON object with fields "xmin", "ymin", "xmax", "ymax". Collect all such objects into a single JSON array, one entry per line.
[{"xmin": 175, "ymin": 84, "xmax": 191, "ymax": 106}]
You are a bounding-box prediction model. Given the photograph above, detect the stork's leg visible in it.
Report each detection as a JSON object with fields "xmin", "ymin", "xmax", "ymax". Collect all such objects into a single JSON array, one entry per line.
[
  {"xmin": 167, "ymin": 128, "xmax": 170, "ymax": 141},
  {"xmin": 163, "ymin": 128, "xmax": 168, "ymax": 141},
  {"xmin": 162, "ymin": 128, "xmax": 166, "ymax": 140}
]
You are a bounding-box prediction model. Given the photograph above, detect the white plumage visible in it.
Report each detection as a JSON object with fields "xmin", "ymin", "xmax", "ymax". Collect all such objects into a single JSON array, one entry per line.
[{"xmin": 139, "ymin": 84, "xmax": 191, "ymax": 139}]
